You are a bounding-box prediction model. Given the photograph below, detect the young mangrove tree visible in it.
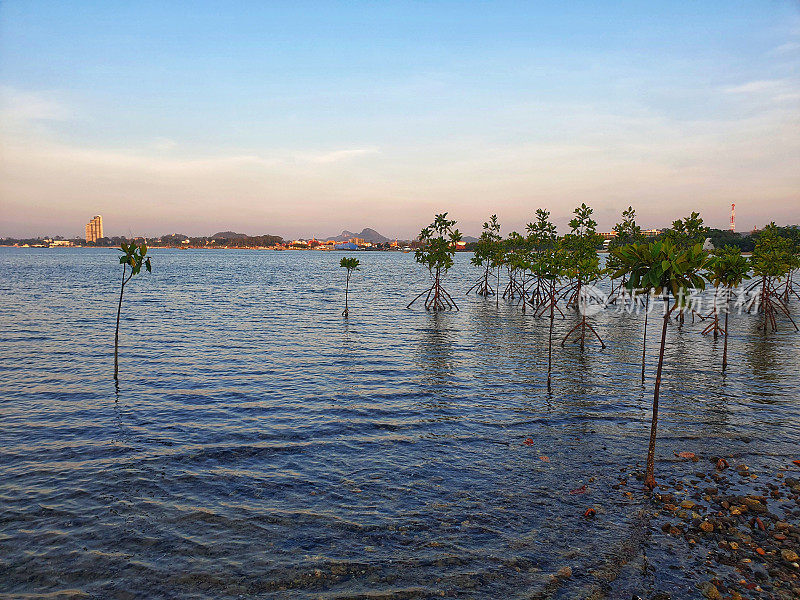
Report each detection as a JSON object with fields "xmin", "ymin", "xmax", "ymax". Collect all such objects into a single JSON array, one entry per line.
[
  {"xmin": 408, "ymin": 213, "xmax": 462, "ymax": 311},
  {"xmin": 339, "ymin": 257, "xmax": 360, "ymax": 317},
  {"xmin": 114, "ymin": 242, "xmax": 152, "ymax": 380}
]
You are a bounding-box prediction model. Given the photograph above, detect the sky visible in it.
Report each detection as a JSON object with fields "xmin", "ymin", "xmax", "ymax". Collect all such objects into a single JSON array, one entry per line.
[{"xmin": 1, "ymin": 1, "xmax": 799, "ymax": 240}]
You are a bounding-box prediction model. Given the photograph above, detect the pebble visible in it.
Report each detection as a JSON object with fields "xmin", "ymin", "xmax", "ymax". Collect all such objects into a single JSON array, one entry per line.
[
  {"xmin": 742, "ymin": 497, "xmax": 766, "ymax": 513},
  {"xmin": 556, "ymin": 566, "xmax": 572, "ymax": 579},
  {"xmin": 781, "ymin": 549, "xmax": 799, "ymax": 562},
  {"xmin": 700, "ymin": 582, "xmax": 721, "ymax": 599}
]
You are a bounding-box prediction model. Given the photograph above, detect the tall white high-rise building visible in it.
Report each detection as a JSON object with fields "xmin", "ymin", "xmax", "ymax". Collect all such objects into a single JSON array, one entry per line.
[{"xmin": 85, "ymin": 215, "xmax": 104, "ymax": 243}]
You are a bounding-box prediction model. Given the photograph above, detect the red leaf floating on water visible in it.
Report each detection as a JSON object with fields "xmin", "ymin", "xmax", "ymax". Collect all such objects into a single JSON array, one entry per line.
[
  {"xmin": 583, "ymin": 508, "xmax": 596, "ymax": 518},
  {"xmin": 792, "ymin": 460, "xmax": 800, "ymax": 466},
  {"xmin": 570, "ymin": 484, "xmax": 587, "ymax": 495},
  {"xmin": 539, "ymin": 456, "xmax": 550, "ymax": 462},
  {"xmin": 677, "ymin": 451, "xmax": 696, "ymax": 460},
  {"xmin": 523, "ymin": 438, "xmax": 534, "ymax": 446}
]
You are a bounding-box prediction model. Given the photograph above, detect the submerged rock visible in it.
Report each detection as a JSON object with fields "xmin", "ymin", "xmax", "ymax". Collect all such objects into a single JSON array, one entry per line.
[
  {"xmin": 781, "ymin": 549, "xmax": 798, "ymax": 562},
  {"xmin": 700, "ymin": 581, "xmax": 721, "ymax": 599},
  {"xmin": 555, "ymin": 566, "xmax": 572, "ymax": 579}
]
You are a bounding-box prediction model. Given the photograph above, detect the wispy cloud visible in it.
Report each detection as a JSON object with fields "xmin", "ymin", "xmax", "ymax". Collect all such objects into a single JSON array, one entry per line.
[
  {"xmin": 293, "ymin": 147, "xmax": 380, "ymax": 164},
  {"xmin": 724, "ymin": 79, "xmax": 786, "ymax": 94},
  {"xmin": 2, "ymin": 141, "xmax": 379, "ymax": 173},
  {"xmin": 153, "ymin": 137, "xmax": 178, "ymax": 151},
  {"xmin": 0, "ymin": 86, "xmax": 73, "ymax": 123},
  {"xmin": 769, "ymin": 41, "xmax": 800, "ymax": 55},
  {"xmin": 722, "ymin": 78, "xmax": 800, "ymax": 105}
]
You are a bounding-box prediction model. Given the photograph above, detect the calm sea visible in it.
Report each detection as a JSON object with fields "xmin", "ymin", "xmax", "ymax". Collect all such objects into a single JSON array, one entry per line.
[{"xmin": 1, "ymin": 248, "xmax": 798, "ymax": 599}]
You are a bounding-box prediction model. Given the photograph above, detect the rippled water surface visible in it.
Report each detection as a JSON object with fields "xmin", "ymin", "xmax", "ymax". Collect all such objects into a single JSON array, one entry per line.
[{"xmin": 1, "ymin": 248, "xmax": 798, "ymax": 599}]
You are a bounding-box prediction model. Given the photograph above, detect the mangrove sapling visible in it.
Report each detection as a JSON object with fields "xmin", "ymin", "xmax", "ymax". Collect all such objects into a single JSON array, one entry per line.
[
  {"xmin": 560, "ymin": 204, "xmax": 605, "ymax": 349},
  {"xmin": 755, "ymin": 225, "xmax": 800, "ymax": 304},
  {"xmin": 781, "ymin": 229, "xmax": 800, "ymax": 303},
  {"xmin": 559, "ymin": 203, "xmax": 599, "ymax": 309},
  {"xmin": 750, "ymin": 223, "xmax": 798, "ymax": 332},
  {"xmin": 493, "ymin": 237, "xmax": 507, "ymax": 309},
  {"xmin": 783, "ymin": 257, "xmax": 800, "ymax": 304},
  {"xmin": 701, "ymin": 246, "xmax": 744, "ymax": 337},
  {"xmin": 525, "ymin": 208, "xmax": 558, "ymax": 308},
  {"xmin": 536, "ymin": 240, "xmax": 566, "ymax": 391},
  {"xmin": 467, "ymin": 215, "xmax": 501, "ymax": 297},
  {"xmin": 339, "ymin": 257, "xmax": 360, "ymax": 317},
  {"xmin": 504, "ymin": 236, "xmax": 530, "ymax": 308},
  {"xmin": 620, "ymin": 239, "xmax": 708, "ymax": 489},
  {"xmin": 408, "ymin": 213, "xmax": 462, "ymax": 311},
  {"xmin": 666, "ymin": 211, "xmax": 709, "ymax": 249},
  {"xmin": 607, "ymin": 206, "xmax": 644, "ymax": 305},
  {"xmin": 703, "ymin": 246, "xmax": 750, "ymax": 371},
  {"xmin": 114, "ymin": 242, "xmax": 152, "ymax": 380},
  {"xmin": 665, "ymin": 212, "xmax": 710, "ymax": 327},
  {"xmin": 501, "ymin": 233, "xmax": 527, "ymax": 302}
]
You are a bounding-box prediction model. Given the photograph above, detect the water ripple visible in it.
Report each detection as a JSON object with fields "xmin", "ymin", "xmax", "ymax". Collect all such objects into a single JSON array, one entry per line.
[{"xmin": 1, "ymin": 248, "xmax": 798, "ymax": 598}]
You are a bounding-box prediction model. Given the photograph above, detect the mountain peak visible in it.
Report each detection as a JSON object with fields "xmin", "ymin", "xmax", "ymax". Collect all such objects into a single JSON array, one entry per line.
[
  {"xmin": 211, "ymin": 230, "xmax": 249, "ymax": 239},
  {"xmin": 327, "ymin": 227, "xmax": 390, "ymax": 243}
]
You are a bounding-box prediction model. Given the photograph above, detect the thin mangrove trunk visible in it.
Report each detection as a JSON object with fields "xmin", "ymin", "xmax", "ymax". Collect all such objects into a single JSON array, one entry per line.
[
  {"xmin": 548, "ymin": 280, "xmax": 555, "ymax": 391},
  {"xmin": 496, "ymin": 266, "xmax": 500, "ymax": 308},
  {"xmin": 713, "ymin": 289, "xmax": 719, "ymax": 340},
  {"xmin": 646, "ymin": 294, "xmax": 672, "ymax": 490},
  {"xmin": 344, "ymin": 273, "xmax": 350, "ymax": 316},
  {"xmin": 641, "ymin": 292, "xmax": 649, "ymax": 383},
  {"xmin": 114, "ymin": 264, "xmax": 128, "ymax": 380},
  {"xmin": 722, "ymin": 299, "xmax": 730, "ymax": 372}
]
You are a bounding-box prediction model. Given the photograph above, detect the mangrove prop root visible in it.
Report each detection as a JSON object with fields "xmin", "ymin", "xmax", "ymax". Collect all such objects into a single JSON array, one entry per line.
[
  {"xmin": 535, "ymin": 296, "xmax": 565, "ymax": 319},
  {"xmin": 466, "ymin": 267, "xmax": 496, "ymax": 297},
  {"xmin": 560, "ymin": 316, "xmax": 606, "ymax": 349},
  {"xmin": 755, "ymin": 277, "xmax": 798, "ymax": 332},
  {"xmin": 408, "ymin": 279, "xmax": 459, "ymax": 311}
]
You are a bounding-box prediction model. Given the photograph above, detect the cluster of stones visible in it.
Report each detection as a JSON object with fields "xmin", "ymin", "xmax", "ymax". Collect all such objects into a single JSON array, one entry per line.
[{"xmin": 647, "ymin": 456, "xmax": 799, "ymax": 599}]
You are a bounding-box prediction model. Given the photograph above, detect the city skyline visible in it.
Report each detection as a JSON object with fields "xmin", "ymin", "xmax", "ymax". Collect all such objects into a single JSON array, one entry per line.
[{"xmin": 2, "ymin": 2, "xmax": 799, "ymax": 238}]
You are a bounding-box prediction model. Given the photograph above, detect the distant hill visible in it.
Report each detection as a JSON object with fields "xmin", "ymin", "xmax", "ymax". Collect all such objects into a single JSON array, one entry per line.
[
  {"xmin": 462, "ymin": 235, "xmax": 479, "ymax": 243},
  {"xmin": 211, "ymin": 231, "xmax": 249, "ymax": 239},
  {"xmin": 327, "ymin": 227, "xmax": 390, "ymax": 243}
]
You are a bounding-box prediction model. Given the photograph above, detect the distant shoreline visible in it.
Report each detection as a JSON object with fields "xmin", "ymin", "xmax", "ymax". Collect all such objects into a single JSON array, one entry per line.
[{"xmin": 0, "ymin": 244, "xmax": 418, "ymax": 252}]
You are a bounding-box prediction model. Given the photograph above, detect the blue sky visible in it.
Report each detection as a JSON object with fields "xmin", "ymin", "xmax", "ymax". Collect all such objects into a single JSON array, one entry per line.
[{"xmin": 1, "ymin": 1, "xmax": 798, "ymax": 238}]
